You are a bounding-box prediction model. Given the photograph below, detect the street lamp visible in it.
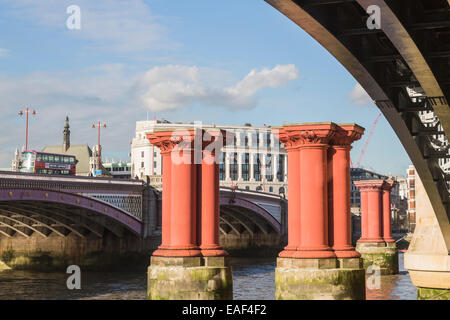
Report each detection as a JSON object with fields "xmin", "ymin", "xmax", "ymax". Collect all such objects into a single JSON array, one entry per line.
[
  {"xmin": 18, "ymin": 107, "xmax": 36, "ymax": 151},
  {"xmin": 92, "ymin": 121, "xmax": 107, "ymax": 174}
]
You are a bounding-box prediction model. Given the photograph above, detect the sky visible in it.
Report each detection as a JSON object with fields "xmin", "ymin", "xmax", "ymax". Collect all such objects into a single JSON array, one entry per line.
[{"xmin": 0, "ymin": 0, "xmax": 411, "ymax": 176}]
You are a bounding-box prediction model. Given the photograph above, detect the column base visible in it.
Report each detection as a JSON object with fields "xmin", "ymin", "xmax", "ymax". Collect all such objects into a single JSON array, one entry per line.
[
  {"xmin": 275, "ymin": 257, "xmax": 365, "ymax": 300},
  {"xmin": 417, "ymin": 287, "xmax": 450, "ymax": 300},
  {"xmin": 356, "ymin": 242, "xmax": 398, "ymax": 275},
  {"xmin": 147, "ymin": 256, "xmax": 232, "ymax": 300}
]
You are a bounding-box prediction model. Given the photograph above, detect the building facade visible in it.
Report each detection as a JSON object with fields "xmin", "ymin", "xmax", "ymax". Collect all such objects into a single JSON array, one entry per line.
[
  {"xmin": 405, "ymin": 165, "xmax": 417, "ymax": 232},
  {"xmin": 350, "ymin": 167, "xmax": 388, "ymax": 208},
  {"xmin": 131, "ymin": 120, "xmax": 288, "ymax": 195}
]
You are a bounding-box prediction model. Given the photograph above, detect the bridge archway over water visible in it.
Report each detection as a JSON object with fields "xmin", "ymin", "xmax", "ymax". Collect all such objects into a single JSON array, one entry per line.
[{"xmin": 219, "ymin": 187, "xmax": 286, "ymax": 253}]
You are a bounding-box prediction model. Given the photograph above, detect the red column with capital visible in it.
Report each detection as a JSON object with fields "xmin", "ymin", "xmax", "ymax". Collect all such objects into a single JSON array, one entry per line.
[
  {"xmin": 275, "ymin": 123, "xmax": 337, "ymax": 259},
  {"xmin": 147, "ymin": 130, "xmax": 201, "ymax": 257},
  {"xmin": 328, "ymin": 124, "xmax": 364, "ymax": 258},
  {"xmin": 274, "ymin": 128, "xmax": 301, "ymax": 256},
  {"xmin": 354, "ymin": 180, "xmax": 385, "ymax": 243},
  {"xmin": 273, "ymin": 123, "xmax": 366, "ymax": 300},
  {"xmin": 147, "ymin": 128, "xmax": 233, "ymax": 300},
  {"xmin": 382, "ymin": 180, "xmax": 396, "ymax": 243}
]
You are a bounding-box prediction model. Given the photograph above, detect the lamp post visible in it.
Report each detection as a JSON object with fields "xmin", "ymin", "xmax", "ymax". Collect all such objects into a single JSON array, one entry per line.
[
  {"xmin": 18, "ymin": 107, "xmax": 36, "ymax": 151},
  {"xmin": 92, "ymin": 121, "xmax": 107, "ymax": 174}
]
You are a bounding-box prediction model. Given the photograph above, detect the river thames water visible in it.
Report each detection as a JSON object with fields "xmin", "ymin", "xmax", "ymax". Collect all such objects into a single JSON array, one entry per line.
[{"xmin": 0, "ymin": 253, "xmax": 416, "ymax": 300}]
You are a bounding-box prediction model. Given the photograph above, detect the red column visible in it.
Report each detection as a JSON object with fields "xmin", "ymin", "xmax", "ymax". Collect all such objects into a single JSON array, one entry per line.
[
  {"xmin": 382, "ymin": 180, "xmax": 396, "ymax": 243},
  {"xmin": 275, "ymin": 124, "xmax": 337, "ymax": 259},
  {"xmin": 275, "ymin": 126, "xmax": 301, "ymax": 256},
  {"xmin": 360, "ymin": 189, "xmax": 369, "ymax": 241},
  {"xmin": 328, "ymin": 125, "xmax": 364, "ymax": 258},
  {"xmin": 147, "ymin": 132, "xmax": 174, "ymax": 256},
  {"xmin": 200, "ymin": 130, "xmax": 229, "ymax": 256},
  {"xmin": 147, "ymin": 130, "xmax": 201, "ymax": 257},
  {"xmin": 354, "ymin": 180, "xmax": 385, "ymax": 243}
]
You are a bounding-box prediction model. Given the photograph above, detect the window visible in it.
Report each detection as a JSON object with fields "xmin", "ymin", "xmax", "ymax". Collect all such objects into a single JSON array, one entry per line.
[
  {"xmin": 266, "ymin": 154, "xmax": 273, "ymax": 182},
  {"xmin": 54, "ymin": 156, "xmax": 60, "ymax": 163},
  {"xmin": 36, "ymin": 154, "xmax": 42, "ymax": 162},
  {"xmin": 242, "ymin": 153, "xmax": 249, "ymax": 181},
  {"xmin": 230, "ymin": 153, "xmax": 238, "ymax": 181},
  {"xmin": 64, "ymin": 157, "xmax": 69, "ymax": 163},
  {"xmin": 244, "ymin": 136, "xmax": 249, "ymax": 147},
  {"xmin": 277, "ymin": 155, "xmax": 285, "ymax": 181},
  {"xmin": 219, "ymin": 152, "xmax": 225, "ymax": 181},
  {"xmin": 70, "ymin": 157, "xmax": 75, "ymax": 164},
  {"xmin": 245, "ymin": 186, "xmax": 250, "ymax": 190},
  {"xmin": 154, "ymin": 161, "xmax": 157, "ymax": 168},
  {"xmin": 154, "ymin": 152, "xmax": 157, "ymax": 157},
  {"xmin": 141, "ymin": 162, "xmax": 144, "ymax": 168},
  {"xmin": 43, "ymin": 155, "xmax": 49, "ymax": 162},
  {"xmin": 254, "ymin": 154, "xmax": 261, "ymax": 181},
  {"xmin": 269, "ymin": 187, "xmax": 273, "ymax": 192},
  {"xmin": 141, "ymin": 151, "xmax": 145, "ymax": 158},
  {"xmin": 49, "ymin": 155, "xmax": 54, "ymax": 162}
]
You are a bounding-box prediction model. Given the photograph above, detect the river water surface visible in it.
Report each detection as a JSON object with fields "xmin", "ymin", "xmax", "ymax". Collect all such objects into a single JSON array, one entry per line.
[{"xmin": 0, "ymin": 253, "xmax": 416, "ymax": 300}]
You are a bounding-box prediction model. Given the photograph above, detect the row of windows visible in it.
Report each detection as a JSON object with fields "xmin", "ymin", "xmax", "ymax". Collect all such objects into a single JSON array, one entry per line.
[
  {"xmin": 106, "ymin": 166, "xmax": 131, "ymax": 172},
  {"xmin": 36, "ymin": 169, "xmax": 72, "ymax": 175},
  {"xmin": 37, "ymin": 154, "xmax": 75, "ymax": 164}
]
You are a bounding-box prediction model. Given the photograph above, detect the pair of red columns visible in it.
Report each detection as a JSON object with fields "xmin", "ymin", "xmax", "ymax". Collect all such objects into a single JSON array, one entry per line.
[
  {"xmin": 147, "ymin": 129, "xmax": 229, "ymax": 257},
  {"xmin": 274, "ymin": 123, "xmax": 364, "ymax": 259},
  {"xmin": 354, "ymin": 180, "xmax": 396, "ymax": 244}
]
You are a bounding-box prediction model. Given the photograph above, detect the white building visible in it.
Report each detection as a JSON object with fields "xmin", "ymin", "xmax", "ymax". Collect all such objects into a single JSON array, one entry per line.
[{"xmin": 131, "ymin": 120, "xmax": 288, "ymax": 195}]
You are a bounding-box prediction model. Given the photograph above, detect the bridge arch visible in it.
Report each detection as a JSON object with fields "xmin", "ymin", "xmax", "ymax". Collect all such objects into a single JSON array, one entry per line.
[
  {"xmin": 220, "ymin": 196, "xmax": 281, "ymax": 235},
  {"xmin": 0, "ymin": 189, "xmax": 142, "ymax": 237}
]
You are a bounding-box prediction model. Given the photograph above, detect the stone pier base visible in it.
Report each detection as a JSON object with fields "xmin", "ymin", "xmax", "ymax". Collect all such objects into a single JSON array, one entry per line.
[
  {"xmin": 356, "ymin": 242, "xmax": 398, "ymax": 275},
  {"xmin": 275, "ymin": 257, "xmax": 365, "ymax": 300},
  {"xmin": 147, "ymin": 256, "xmax": 232, "ymax": 300}
]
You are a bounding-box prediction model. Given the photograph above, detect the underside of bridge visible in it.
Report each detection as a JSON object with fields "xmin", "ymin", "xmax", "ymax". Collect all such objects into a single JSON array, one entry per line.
[
  {"xmin": 219, "ymin": 204, "xmax": 282, "ymax": 254},
  {"xmin": 265, "ymin": 0, "xmax": 450, "ymax": 293},
  {"xmin": 0, "ymin": 200, "xmax": 142, "ymax": 269}
]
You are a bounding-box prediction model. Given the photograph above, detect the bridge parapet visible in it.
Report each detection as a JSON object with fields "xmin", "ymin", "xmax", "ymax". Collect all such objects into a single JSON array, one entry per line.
[{"xmin": 0, "ymin": 171, "xmax": 146, "ymax": 222}]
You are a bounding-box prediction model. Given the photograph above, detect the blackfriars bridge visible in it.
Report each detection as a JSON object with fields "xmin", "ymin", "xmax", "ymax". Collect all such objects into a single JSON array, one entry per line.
[{"xmin": 0, "ymin": 171, "xmax": 285, "ymax": 263}]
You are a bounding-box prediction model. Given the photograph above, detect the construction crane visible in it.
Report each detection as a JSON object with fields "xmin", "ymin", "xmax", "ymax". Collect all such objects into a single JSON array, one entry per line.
[{"xmin": 353, "ymin": 112, "xmax": 382, "ymax": 168}]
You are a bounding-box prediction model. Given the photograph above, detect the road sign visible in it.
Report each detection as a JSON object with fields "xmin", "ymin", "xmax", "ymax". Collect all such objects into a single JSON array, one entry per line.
[{"xmin": 94, "ymin": 170, "xmax": 102, "ymax": 176}]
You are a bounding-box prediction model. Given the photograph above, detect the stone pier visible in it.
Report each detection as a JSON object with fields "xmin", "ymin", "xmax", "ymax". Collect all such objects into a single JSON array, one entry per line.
[
  {"xmin": 355, "ymin": 180, "xmax": 399, "ymax": 275},
  {"xmin": 146, "ymin": 128, "xmax": 232, "ymax": 300},
  {"xmin": 404, "ymin": 172, "xmax": 450, "ymax": 300},
  {"xmin": 273, "ymin": 123, "xmax": 365, "ymax": 300}
]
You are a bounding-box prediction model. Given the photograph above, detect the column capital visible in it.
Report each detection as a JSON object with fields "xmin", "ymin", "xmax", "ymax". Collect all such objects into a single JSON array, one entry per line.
[
  {"xmin": 353, "ymin": 179, "xmax": 385, "ymax": 192},
  {"xmin": 382, "ymin": 180, "xmax": 397, "ymax": 191},
  {"xmin": 272, "ymin": 122, "xmax": 338, "ymax": 148},
  {"xmin": 330, "ymin": 124, "xmax": 365, "ymax": 147},
  {"xmin": 146, "ymin": 129, "xmax": 196, "ymax": 154}
]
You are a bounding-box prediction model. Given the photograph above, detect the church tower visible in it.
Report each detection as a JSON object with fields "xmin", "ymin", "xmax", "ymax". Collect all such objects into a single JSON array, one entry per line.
[{"xmin": 63, "ymin": 116, "xmax": 70, "ymax": 152}]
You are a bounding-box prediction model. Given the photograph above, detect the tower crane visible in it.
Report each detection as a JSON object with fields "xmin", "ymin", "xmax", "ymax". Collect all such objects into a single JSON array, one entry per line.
[{"xmin": 351, "ymin": 112, "xmax": 382, "ymax": 168}]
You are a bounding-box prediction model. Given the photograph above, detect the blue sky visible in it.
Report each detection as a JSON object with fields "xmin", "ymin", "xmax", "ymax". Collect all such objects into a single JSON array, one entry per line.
[{"xmin": 0, "ymin": 0, "xmax": 410, "ymax": 175}]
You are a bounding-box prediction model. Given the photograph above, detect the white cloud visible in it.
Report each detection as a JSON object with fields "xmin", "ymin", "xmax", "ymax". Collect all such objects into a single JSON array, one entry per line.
[
  {"xmin": 0, "ymin": 63, "xmax": 298, "ymax": 167},
  {"xmin": 0, "ymin": 48, "xmax": 8, "ymax": 57},
  {"xmin": 0, "ymin": 0, "xmax": 170, "ymax": 54},
  {"xmin": 349, "ymin": 83, "xmax": 372, "ymax": 106},
  {"xmin": 138, "ymin": 64, "xmax": 299, "ymax": 111}
]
